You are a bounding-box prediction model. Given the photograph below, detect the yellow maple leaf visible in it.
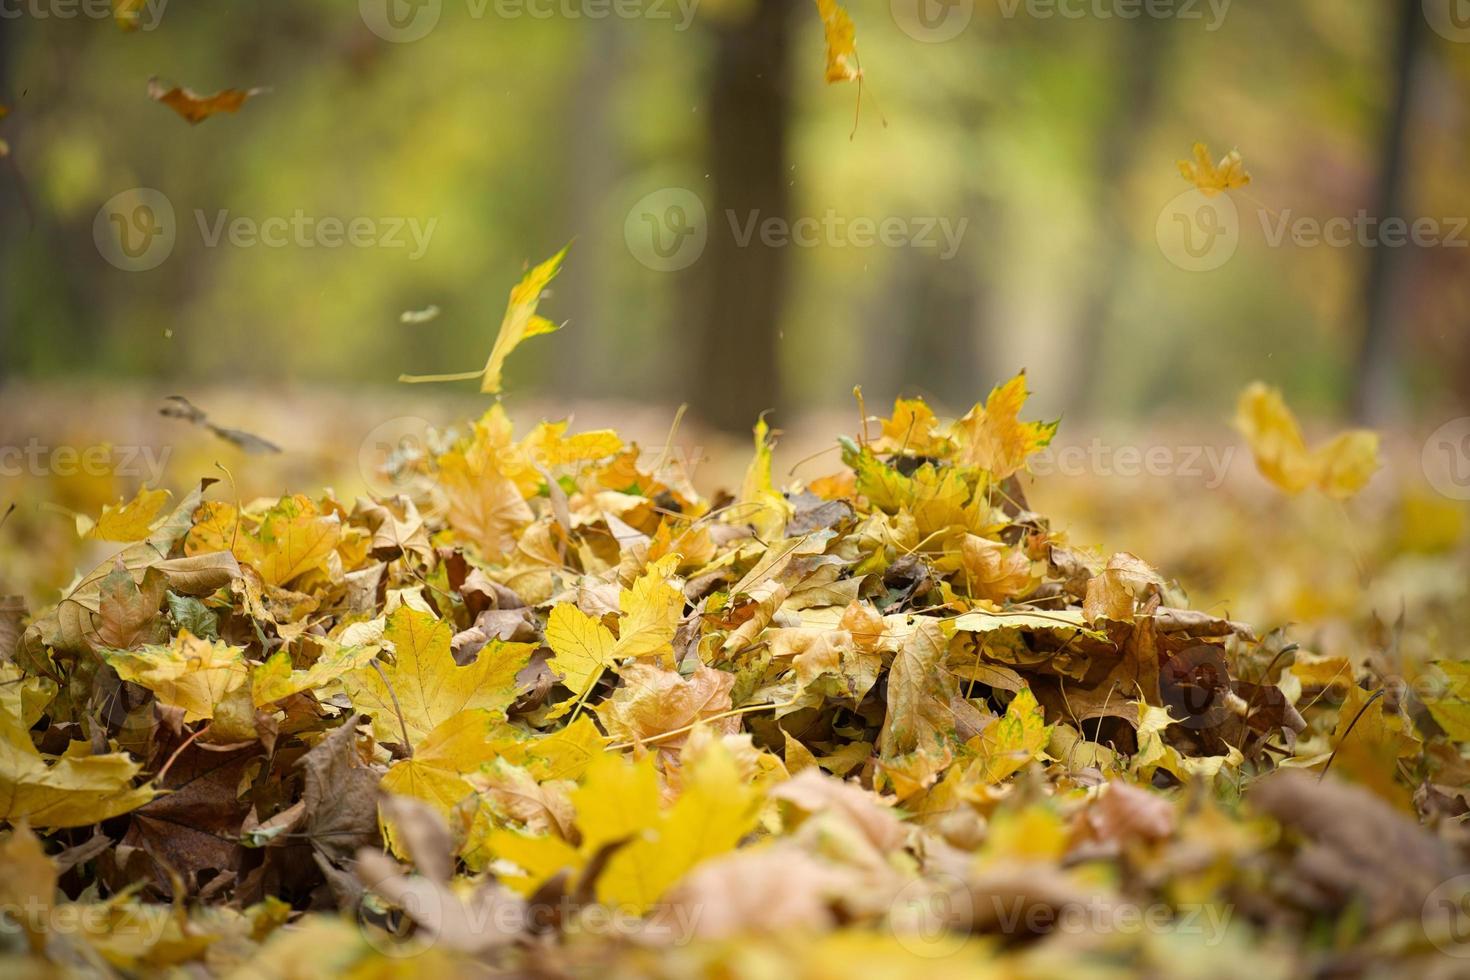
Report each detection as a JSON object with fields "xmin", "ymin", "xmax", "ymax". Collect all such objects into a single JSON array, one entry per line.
[
  {"xmin": 545, "ymin": 603, "xmax": 617, "ymax": 701},
  {"xmin": 436, "ymin": 414, "xmax": 535, "ymax": 560},
  {"xmin": 489, "ymin": 742, "xmax": 761, "ymax": 911},
  {"xmin": 952, "ymin": 372, "xmax": 1058, "ymax": 479},
  {"xmin": 595, "ymin": 740, "xmax": 761, "ymax": 910},
  {"xmin": 1178, "ymin": 142, "xmax": 1251, "ymax": 197},
  {"xmin": 343, "ymin": 606, "xmax": 532, "ymax": 746},
  {"xmin": 251, "ymin": 639, "xmax": 380, "ymax": 707},
  {"xmin": 381, "ymin": 709, "xmax": 506, "ymax": 833},
  {"xmin": 1, "ymin": 705, "xmax": 155, "ymax": 828},
  {"xmin": 612, "ymin": 554, "xmax": 684, "ymax": 661},
  {"xmin": 1234, "ymin": 382, "xmax": 1380, "ymax": 498},
  {"xmin": 106, "ymin": 631, "xmax": 250, "ymax": 723},
  {"xmin": 736, "ymin": 416, "xmax": 792, "ymax": 541},
  {"xmin": 969, "ymin": 686, "xmax": 1051, "ymax": 785},
  {"xmin": 814, "ymin": 0, "xmax": 861, "ymax": 84},
  {"xmin": 871, "ymin": 397, "xmax": 950, "ymax": 457},
  {"xmin": 400, "ymin": 244, "xmax": 569, "ymax": 394},
  {"xmin": 79, "ymin": 487, "xmax": 171, "ymax": 542},
  {"xmin": 186, "ymin": 495, "xmax": 342, "ymax": 587}
]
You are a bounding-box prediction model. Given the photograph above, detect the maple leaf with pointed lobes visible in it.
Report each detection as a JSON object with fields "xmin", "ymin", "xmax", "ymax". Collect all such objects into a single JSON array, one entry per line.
[
  {"xmin": 969, "ymin": 686, "xmax": 1051, "ymax": 785},
  {"xmin": 1234, "ymin": 382, "xmax": 1380, "ymax": 498},
  {"xmin": 78, "ymin": 487, "xmax": 170, "ymax": 542},
  {"xmin": 106, "ymin": 631, "xmax": 250, "ymax": 724},
  {"xmin": 1178, "ymin": 142, "xmax": 1251, "ymax": 197},
  {"xmin": 344, "ymin": 606, "xmax": 532, "ymax": 746},
  {"xmin": 380, "ymin": 709, "xmax": 509, "ymax": 841},
  {"xmin": 400, "ymin": 244, "xmax": 570, "ymax": 393},
  {"xmin": 545, "ymin": 603, "xmax": 616, "ymax": 702},
  {"xmin": 951, "ymin": 371, "xmax": 1059, "ymax": 479}
]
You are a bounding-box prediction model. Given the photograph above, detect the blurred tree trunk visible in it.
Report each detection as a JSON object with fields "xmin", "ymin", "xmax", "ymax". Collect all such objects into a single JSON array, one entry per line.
[
  {"xmin": 1350, "ymin": 0, "xmax": 1426, "ymax": 424},
  {"xmin": 0, "ymin": 24, "xmax": 14, "ymax": 382},
  {"xmin": 687, "ymin": 0, "xmax": 793, "ymax": 433},
  {"xmin": 1064, "ymin": 19, "xmax": 1167, "ymax": 417},
  {"xmin": 561, "ymin": 22, "xmax": 624, "ymax": 399}
]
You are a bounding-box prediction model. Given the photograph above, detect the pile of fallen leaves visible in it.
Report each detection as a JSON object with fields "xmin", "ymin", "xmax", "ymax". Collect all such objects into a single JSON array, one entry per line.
[{"xmin": 3, "ymin": 363, "xmax": 1469, "ymax": 979}]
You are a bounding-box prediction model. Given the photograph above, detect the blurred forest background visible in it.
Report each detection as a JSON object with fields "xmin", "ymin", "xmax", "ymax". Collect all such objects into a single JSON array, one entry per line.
[{"xmin": 2, "ymin": 0, "xmax": 1468, "ymax": 431}]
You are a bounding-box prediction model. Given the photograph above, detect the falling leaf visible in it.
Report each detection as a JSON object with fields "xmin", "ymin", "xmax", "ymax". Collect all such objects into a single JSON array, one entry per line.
[
  {"xmin": 814, "ymin": 0, "xmax": 861, "ymax": 84},
  {"xmin": 400, "ymin": 245, "xmax": 569, "ymax": 393},
  {"xmin": 147, "ymin": 76, "xmax": 266, "ymax": 125},
  {"xmin": 1178, "ymin": 142, "xmax": 1251, "ymax": 197},
  {"xmin": 399, "ymin": 304, "xmax": 440, "ymax": 325},
  {"xmin": 159, "ymin": 395, "xmax": 282, "ymax": 454},
  {"xmin": 1235, "ymin": 382, "xmax": 1380, "ymax": 498}
]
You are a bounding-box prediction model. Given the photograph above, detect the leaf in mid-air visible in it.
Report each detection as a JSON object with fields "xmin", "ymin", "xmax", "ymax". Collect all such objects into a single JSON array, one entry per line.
[
  {"xmin": 1178, "ymin": 142, "xmax": 1251, "ymax": 197},
  {"xmin": 1235, "ymin": 382, "xmax": 1379, "ymax": 498},
  {"xmin": 400, "ymin": 245, "xmax": 570, "ymax": 394}
]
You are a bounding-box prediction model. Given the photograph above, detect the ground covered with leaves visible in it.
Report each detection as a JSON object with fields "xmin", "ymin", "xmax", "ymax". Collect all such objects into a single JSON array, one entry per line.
[{"xmin": 2, "ymin": 367, "xmax": 1469, "ymax": 980}]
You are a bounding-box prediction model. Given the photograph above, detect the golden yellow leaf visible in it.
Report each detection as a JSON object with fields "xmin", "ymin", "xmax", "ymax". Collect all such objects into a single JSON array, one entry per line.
[
  {"xmin": 952, "ymin": 372, "xmax": 1058, "ymax": 479},
  {"xmin": 612, "ymin": 554, "xmax": 684, "ymax": 661},
  {"xmin": 106, "ymin": 632, "xmax": 250, "ymax": 723},
  {"xmin": 1177, "ymin": 142, "xmax": 1251, "ymax": 197},
  {"xmin": 814, "ymin": 0, "xmax": 861, "ymax": 84},
  {"xmin": 81, "ymin": 487, "xmax": 171, "ymax": 542},
  {"xmin": 251, "ymin": 640, "xmax": 380, "ymax": 707},
  {"xmin": 544, "ymin": 603, "xmax": 617, "ymax": 700},
  {"xmin": 381, "ymin": 709, "xmax": 505, "ymax": 833},
  {"xmin": 1, "ymin": 705, "xmax": 155, "ymax": 828},
  {"xmin": 1234, "ymin": 382, "xmax": 1380, "ymax": 498},
  {"xmin": 343, "ymin": 606, "xmax": 531, "ymax": 746},
  {"xmin": 969, "ymin": 686, "xmax": 1050, "ymax": 786},
  {"xmin": 400, "ymin": 244, "xmax": 569, "ymax": 393},
  {"xmin": 596, "ymin": 740, "xmax": 762, "ymax": 911},
  {"xmin": 871, "ymin": 397, "xmax": 949, "ymax": 457},
  {"xmin": 0, "ymin": 823, "xmax": 57, "ymax": 952}
]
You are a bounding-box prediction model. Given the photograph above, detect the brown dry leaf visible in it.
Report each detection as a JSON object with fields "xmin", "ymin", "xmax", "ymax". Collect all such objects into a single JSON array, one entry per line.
[
  {"xmin": 596, "ymin": 663, "xmax": 738, "ymax": 751},
  {"xmin": 147, "ymin": 77, "xmax": 266, "ymax": 125}
]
